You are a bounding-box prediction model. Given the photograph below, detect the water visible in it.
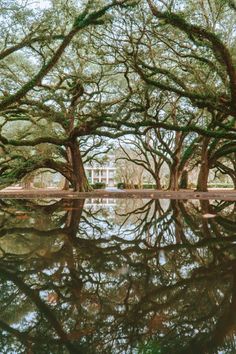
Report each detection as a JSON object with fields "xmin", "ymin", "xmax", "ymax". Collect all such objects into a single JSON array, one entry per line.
[{"xmin": 0, "ymin": 198, "xmax": 235, "ymax": 354}]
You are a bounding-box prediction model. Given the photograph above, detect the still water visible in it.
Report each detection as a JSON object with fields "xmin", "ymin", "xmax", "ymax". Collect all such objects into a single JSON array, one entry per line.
[{"xmin": 0, "ymin": 198, "xmax": 235, "ymax": 354}]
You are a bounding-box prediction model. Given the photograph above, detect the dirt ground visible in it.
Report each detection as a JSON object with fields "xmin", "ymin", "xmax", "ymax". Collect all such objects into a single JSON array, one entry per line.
[{"xmin": 0, "ymin": 188, "xmax": 235, "ymax": 200}]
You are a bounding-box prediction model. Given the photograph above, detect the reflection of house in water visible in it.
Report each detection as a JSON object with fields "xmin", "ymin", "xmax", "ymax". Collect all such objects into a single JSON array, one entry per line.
[
  {"xmin": 85, "ymin": 155, "xmax": 116, "ymax": 187},
  {"xmin": 85, "ymin": 198, "xmax": 117, "ymax": 207}
]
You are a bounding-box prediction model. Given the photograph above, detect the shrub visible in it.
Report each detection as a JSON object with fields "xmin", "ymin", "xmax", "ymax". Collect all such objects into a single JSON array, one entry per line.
[
  {"xmin": 117, "ymin": 182, "xmax": 125, "ymax": 189},
  {"xmin": 33, "ymin": 182, "xmax": 42, "ymax": 188},
  {"xmin": 92, "ymin": 182, "xmax": 106, "ymax": 189},
  {"xmin": 142, "ymin": 184, "xmax": 156, "ymax": 189},
  {"xmin": 208, "ymin": 183, "xmax": 234, "ymax": 188}
]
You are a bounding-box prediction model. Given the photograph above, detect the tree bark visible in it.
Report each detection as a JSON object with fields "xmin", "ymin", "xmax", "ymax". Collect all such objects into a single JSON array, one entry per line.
[
  {"xmin": 155, "ymin": 176, "xmax": 162, "ymax": 189},
  {"xmin": 154, "ymin": 162, "xmax": 162, "ymax": 189},
  {"xmin": 179, "ymin": 169, "xmax": 188, "ymax": 189},
  {"xmin": 69, "ymin": 141, "xmax": 91, "ymax": 192},
  {"xmin": 169, "ymin": 131, "xmax": 182, "ymax": 191},
  {"xmin": 169, "ymin": 161, "xmax": 180, "ymax": 191},
  {"xmin": 62, "ymin": 178, "xmax": 70, "ymax": 190},
  {"xmin": 196, "ymin": 138, "xmax": 210, "ymax": 192}
]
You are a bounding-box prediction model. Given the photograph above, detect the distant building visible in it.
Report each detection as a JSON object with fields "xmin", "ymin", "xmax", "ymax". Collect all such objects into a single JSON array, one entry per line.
[
  {"xmin": 85, "ymin": 198, "xmax": 116, "ymax": 207},
  {"xmin": 85, "ymin": 155, "xmax": 116, "ymax": 187}
]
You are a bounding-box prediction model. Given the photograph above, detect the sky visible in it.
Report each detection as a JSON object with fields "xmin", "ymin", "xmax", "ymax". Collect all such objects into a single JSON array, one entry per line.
[{"xmin": 25, "ymin": 0, "xmax": 52, "ymax": 10}]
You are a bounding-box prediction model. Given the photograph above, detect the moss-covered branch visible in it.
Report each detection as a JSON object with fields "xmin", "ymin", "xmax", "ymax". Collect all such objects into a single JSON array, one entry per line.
[
  {"xmin": 0, "ymin": 1, "xmax": 130, "ymax": 112},
  {"xmin": 147, "ymin": 0, "xmax": 236, "ymax": 113}
]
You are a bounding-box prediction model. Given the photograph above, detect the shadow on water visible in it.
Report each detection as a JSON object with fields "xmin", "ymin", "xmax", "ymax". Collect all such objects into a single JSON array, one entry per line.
[{"xmin": 0, "ymin": 198, "xmax": 235, "ymax": 353}]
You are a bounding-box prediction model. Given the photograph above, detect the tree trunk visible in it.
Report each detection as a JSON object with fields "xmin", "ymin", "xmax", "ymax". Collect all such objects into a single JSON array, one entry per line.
[
  {"xmin": 62, "ymin": 178, "xmax": 70, "ymax": 190},
  {"xmin": 179, "ymin": 169, "xmax": 188, "ymax": 189},
  {"xmin": 169, "ymin": 162, "xmax": 180, "ymax": 191},
  {"xmin": 196, "ymin": 138, "xmax": 210, "ymax": 192},
  {"xmin": 168, "ymin": 131, "xmax": 182, "ymax": 191},
  {"xmin": 69, "ymin": 141, "xmax": 91, "ymax": 192},
  {"xmin": 233, "ymin": 152, "xmax": 236, "ymax": 190},
  {"xmin": 155, "ymin": 175, "xmax": 162, "ymax": 189},
  {"xmin": 154, "ymin": 163, "xmax": 162, "ymax": 189},
  {"xmin": 233, "ymin": 178, "xmax": 236, "ymax": 190},
  {"xmin": 62, "ymin": 146, "xmax": 72, "ymax": 190},
  {"xmin": 22, "ymin": 174, "xmax": 34, "ymax": 189}
]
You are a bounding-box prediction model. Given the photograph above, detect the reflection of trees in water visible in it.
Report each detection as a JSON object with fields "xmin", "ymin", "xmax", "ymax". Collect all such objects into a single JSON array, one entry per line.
[{"xmin": 0, "ymin": 199, "xmax": 235, "ymax": 353}]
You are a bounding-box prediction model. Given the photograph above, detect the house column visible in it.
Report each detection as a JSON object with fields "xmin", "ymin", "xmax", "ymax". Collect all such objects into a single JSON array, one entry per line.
[
  {"xmin": 106, "ymin": 169, "xmax": 109, "ymax": 186},
  {"xmin": 99, "ymin": 170, "xmax": 102, "ymax": 183}
]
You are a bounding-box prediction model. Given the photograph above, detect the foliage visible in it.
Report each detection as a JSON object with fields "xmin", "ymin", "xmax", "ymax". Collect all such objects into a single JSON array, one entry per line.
[
  {"xmin": 90, "ymin": 182, "xmax": 106, "ymax": 189},
  {"xmin": 0, "ymin": 0, "xmax": 235, "ymax": 191}
]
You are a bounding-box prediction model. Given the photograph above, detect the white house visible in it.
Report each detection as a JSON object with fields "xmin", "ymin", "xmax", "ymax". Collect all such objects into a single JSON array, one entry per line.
[{"xmin": 85, "ymin": 155, "xmax": 116, "ymax": 187}]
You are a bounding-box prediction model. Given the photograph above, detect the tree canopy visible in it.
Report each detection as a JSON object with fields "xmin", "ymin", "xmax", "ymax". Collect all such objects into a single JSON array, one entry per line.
[{"xmin": 0, "ymin": 0, "xmax": 235, "ymax": 191}]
